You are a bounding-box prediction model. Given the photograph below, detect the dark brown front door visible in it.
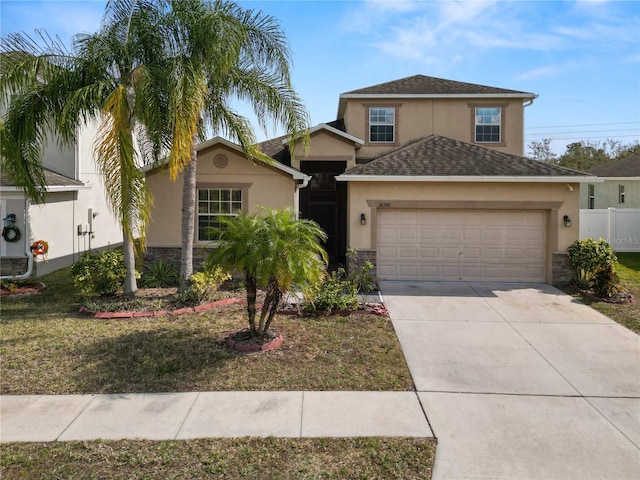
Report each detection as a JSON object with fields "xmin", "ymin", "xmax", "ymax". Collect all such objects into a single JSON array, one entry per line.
[{"xmin": 300, "ymin": 161, "xmax": 347, "ymax": 264}]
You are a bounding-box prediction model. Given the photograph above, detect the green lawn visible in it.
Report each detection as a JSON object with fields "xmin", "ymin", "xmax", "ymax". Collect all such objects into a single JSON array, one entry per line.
[
  {"xmin": 0, "ymin": 268, "xmax": 434, "ymax": 479},
  {"xmin": 1, "ymin": 438, "xmax": 436, "ymax": 479},
  {"xmin": 1, "ymin": 268, "xmax": 413, "ymax": 395},
  {"xmin": 562, "ymin": 252, "xmax": 640, "ymax": 334}
]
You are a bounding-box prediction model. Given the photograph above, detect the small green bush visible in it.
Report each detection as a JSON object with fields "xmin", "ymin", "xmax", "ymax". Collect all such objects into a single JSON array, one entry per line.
[
  {"xmin": 141, "ymin": 260, "xmax": 179, "ymax": 288},
  {"xmin": 178, "ymin": 267, "xmax": 231, "ymax": 305},
  {"xmin": 590, "ymin": 264, "xmax": 620, "ymax": 298},
  {"xmin": 567, "ymin": 238, "xmax": 617, "ymax": 288},
  {"xmin": 71, "ymin": 250, "xmax": 134, "ymax": 296},
  {"xmin": 348, "ymin": 260, "xmax": 376, "ymax": 293},
  {"xmin": 303, "ymin": 268, "xmax": 358, "ymax": 313}
]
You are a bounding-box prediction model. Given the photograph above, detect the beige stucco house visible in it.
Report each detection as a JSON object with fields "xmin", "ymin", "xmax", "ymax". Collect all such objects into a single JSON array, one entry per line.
[{"xmin": 145, "ymin": 75, "xmax": 596, "ymax": 284}]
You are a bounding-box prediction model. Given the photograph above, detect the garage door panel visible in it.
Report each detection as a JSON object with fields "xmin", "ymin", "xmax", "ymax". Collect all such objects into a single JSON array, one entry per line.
[
  {"xmin": 463, "ymin": 228, "xmax": 482, "ymax": 241},
  {"xmin": 378, "ymin": 209, "xmax": 546, "ymax": 282},
  {"xmin": 442, "ymin": 247, "xmax": 460, "ymax": 259},
  {"xmin": 398, "ymin": 247, "xmax": 418, "ymax": 258},
  {"xmin": 462, "ymin": 247, "xmax": 482, "ymax": 259}
]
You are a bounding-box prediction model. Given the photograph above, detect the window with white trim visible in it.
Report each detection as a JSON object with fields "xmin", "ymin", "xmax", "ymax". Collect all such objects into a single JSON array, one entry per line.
[
  {"xmin": 475, "ymin": 107, "xmax": 501, "ymax": 143},
  {"xmin": 619, "ymin": 185, "xmax": 625, "ymax": 204},
  {"xmin": 197, "ymin": 187, "xmax": 242, "ymax": 241},
  {"xmin": 588, "ymin": 184, "xmax": 595, "ymax": 209},
  {"xmin": 369, "ymin": 107, "xmax": 395, "ymax": 143}
]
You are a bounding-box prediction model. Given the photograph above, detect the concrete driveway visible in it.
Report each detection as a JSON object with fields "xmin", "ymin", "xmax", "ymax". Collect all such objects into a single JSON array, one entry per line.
[{"xmin": 381, "ymin": 281, "xmax": 640, "ymax": 480}]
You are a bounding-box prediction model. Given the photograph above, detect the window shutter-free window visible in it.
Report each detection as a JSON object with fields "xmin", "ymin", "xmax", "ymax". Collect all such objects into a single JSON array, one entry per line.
[
  {"xmin": 369, "ymin": 107, "xmax": 395, "ymax": 143},
  {"xmin": 197, "ymin": 188, "xmax": 243, "ymax": 241},
  {"xmin": 475, "ymin": 107, "xmax": 501, "ymax": 143}
]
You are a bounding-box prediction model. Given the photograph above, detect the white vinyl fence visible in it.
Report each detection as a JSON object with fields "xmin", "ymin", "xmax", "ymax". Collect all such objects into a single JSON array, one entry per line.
[{"xmin": 580, "ymin": 208, "xmax": 640, "ymax": 252}]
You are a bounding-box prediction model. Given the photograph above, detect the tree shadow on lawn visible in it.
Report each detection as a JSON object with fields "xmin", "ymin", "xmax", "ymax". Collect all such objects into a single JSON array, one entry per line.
[{"xmin": 73, "ymin": 326, "xmax": 237, "ymax": 393}]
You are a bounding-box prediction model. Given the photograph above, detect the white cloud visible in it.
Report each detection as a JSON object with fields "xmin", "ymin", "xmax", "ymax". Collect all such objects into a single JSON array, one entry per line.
[
  {"xmin": 515, "ymin": 66, "xmax": 564, "ymax": 82},
  {"xmin": 341, "ymin": 0, "xmax": 639, "ymax": 68}
]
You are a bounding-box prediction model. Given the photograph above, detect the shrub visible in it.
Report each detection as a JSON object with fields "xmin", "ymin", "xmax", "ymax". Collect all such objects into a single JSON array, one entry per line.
[
  {"xmin": 566, "ymin": 238, "xmax": 617, "ymax": 288},
  {"xmin": 348, "ymin": 260, "xmax": 376, "ymax": 293},
  {"xmin": 590, "ymin": 264, "xmax": 620, "ymax": 298},
  {"xmin": 303, "ymin": 268, "xmax": 358, "ymax": 313},
  {"xmin": 141, "ymin": 260, "xmax": 179, "ymax": 288},
  {"xmin": 177, "ymin": 267, "xmax": 231, "ymax": 305},
  {"xmin": 71, "ymin": 250, "xmax": 134, "ymax": 296}
]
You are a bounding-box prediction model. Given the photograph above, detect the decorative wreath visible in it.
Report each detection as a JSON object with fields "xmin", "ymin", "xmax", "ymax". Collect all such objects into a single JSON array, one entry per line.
[
  {"xmin": 1, "ymin": 226, "xmax": 21, "ymax": 242},
  {"xmin": 31, "ymin": 240, "xmax": 49, "ymax": 261}
]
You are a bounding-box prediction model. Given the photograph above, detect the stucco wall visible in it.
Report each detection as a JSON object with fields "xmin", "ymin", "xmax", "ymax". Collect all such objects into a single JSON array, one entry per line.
[
  {"xmin": 290, "ymin": 130, "xmax": 358, "ymax": 169},
  {"xmin": 579, "ymin": 180, "xmax": 640, "ymax": 209},
  {"xmin": 344, "ymin": 181, "xmax": 580, "ymax": 283},
  {"xmin": 146, "ymin": 144, "xmax": 297, "ymax": 248},
  {"xmin": 1, "ymin": 118, "xmax": 128, "ymax": 278},
  {"xmin": 342, "ymin": 98, "xmax": 526, "ymax": 158}
]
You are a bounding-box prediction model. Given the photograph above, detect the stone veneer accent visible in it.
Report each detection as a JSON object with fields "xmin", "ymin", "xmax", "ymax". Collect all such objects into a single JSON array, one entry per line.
[
  {"xmin": 552, "ymin": 252, "xmax": 574, "ymax": 285},
  {"xmin": 144, "ymin": 247, "xmax": 209, "ymax": 273},
  {"xmin": 347, "ymin": 249, "xmax": 377, "ymax": 278},
  {"xmin": 1, "ymin": 257, "xmax": 29, "ymax": 277}
]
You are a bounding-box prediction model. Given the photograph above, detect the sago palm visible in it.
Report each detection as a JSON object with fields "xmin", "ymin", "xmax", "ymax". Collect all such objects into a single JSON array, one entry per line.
[
  {"xmin": 207, "ymin": 208, "xmax": 327, "ymax": 340},
  {"xmin": 0, "ymin": 0, "xmax": 168, "ymax": 295},
  {"xmin": 159, "ymin": 0, "xmax": 310, "ymax": 291}
]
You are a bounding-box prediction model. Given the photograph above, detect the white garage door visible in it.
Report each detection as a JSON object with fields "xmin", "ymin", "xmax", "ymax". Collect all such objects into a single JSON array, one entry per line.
[{"xmin": 377, "ymin": 209, "xmax": 547, "ymax": 282}]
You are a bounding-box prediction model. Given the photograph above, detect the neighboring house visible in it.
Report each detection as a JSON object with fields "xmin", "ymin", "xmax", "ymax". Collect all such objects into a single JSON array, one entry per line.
[
  {"xmin": 1, "ymin": 120, "xmax": 124, "ymax": 278},
  {"xmin": 145, "ymin": 74, "xmax": 595, "ymax": 284},
  {"xmin": 579, "ymin": 155, "xmax": 640, "ymax": 252},
  {"xmin": 581, "ymin": 155, "xmax": 640, "ymax": 209}
]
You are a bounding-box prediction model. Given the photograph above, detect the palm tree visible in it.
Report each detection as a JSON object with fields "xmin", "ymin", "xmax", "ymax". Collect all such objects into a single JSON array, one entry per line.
[
  {"xmin": 159, "ymin": 0, "xmax": 310, "ymax": 291},
  {"xmin": 1, "ymin": 0, "xmax": 167, "ymax": 295},
  {"xmin": 207, "ymin": 208, "xmax": 327, "ymax": 340}
]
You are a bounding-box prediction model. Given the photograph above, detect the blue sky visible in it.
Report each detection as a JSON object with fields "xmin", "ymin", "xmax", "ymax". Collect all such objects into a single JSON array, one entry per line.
[{"xmin": 1, "ymin": 0, "xmax": 639, "ymax": 156}]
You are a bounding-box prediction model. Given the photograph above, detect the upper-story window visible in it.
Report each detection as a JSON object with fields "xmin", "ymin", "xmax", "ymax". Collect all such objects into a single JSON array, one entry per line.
[
  {"xmin": 369, "ymin": 107, "xmax": 395, "ymax": 143},
  {"xmin": 619, "ymin": 185, "xmax": 625, "ymax": 204},
  {"xmin": 197, "ymin": 187, "xmax": 243, "ymax": 241},
  {"xmin": 475, "ymin": 107, "xmax": 501, "ymax": 143},
  {"xmin": 588, "ymin": 184, "xmax": 595, "ymax": 209}
]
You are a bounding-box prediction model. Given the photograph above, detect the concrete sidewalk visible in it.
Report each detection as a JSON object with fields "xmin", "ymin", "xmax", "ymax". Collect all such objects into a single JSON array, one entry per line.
[{"xmin": 0, "ymin": 391, "xmax": 432, "ymax": 442}]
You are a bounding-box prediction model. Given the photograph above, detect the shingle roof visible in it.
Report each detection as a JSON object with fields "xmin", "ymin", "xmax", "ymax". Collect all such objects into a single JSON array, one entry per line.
[
  {"xmin": 0, "ymin": 168, "xmax": 84, "ymax": 188},
  {"xmin": 257, "ymin": 135, "xmax": 291, "ymax": 166},
  {"xmin": 587, "ymin": 155, "xmax": 640, "ymax": 177},
  {"xmin": 342, "ymin": 74, "xmax": 536, "ymax": 97},
  {"xmin": 343, "ymin": 135, "xmax": 587, "ymax": 177}
]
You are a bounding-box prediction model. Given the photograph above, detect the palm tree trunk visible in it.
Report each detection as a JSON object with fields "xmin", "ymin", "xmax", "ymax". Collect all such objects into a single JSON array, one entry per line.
[
  {"xmin": 263, "ymin": 285, "xmax": 281, "ymax": 336},
  {"xmin": 179, "ymin": 140, "xmax": 198, "ymax": 291},
  {"xmin": 246, "ymin": 272, "xmax": 257, "ymax": 336},
  {"xmin": 122, "ymin": 233, "xmax": 137, "ymax": 297}
]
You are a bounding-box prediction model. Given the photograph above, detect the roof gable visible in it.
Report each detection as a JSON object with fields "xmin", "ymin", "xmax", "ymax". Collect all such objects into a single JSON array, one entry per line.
[
  {"xmin": 339, "ymin": 135, "xmax": 590, "ymax": 180},
  {"xmin": 142, "ymin": 136, "xmax": 308, "ymax": 181}
]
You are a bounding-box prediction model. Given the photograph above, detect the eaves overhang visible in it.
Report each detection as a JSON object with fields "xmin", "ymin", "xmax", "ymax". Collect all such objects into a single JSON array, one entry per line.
[
  {"xmin": 0, "ymin": 184, "xmax": 89, "ymax": 193},
  {"xmin": 337, "ymin": 92, "xmax": 538, "ymax": 118},
  {"xmin": 335, "ymin": 175, "xmax": 601, "ymax": 183}
]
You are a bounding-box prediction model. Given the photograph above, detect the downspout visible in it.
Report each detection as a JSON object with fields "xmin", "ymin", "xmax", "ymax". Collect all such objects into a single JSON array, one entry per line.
[
  {"xmin": 1, "ymin": 199, "xmax": 34, "ymax": 280},
  {"xmin": 294, "ymin": 175, "xmax": 311, "ymax": 220}
]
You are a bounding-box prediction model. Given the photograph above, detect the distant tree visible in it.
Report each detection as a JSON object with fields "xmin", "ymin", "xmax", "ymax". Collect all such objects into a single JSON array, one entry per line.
[
  {"xmin": 527, "ymin": 138, "xmax": 557, "ymax": 163},
  {"xmin": 556, "ymin": 139, "xmax": 639, "ymax": 171},
  {"xmin": 618, "ymin": 142, "xmax": 640, "ymax": 159}
]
